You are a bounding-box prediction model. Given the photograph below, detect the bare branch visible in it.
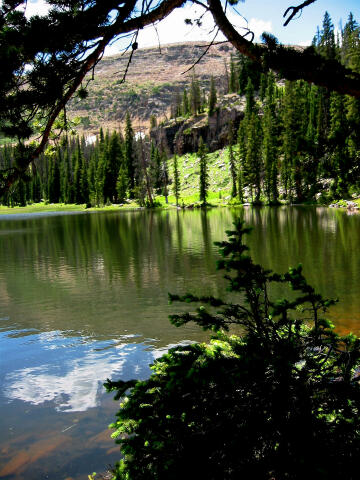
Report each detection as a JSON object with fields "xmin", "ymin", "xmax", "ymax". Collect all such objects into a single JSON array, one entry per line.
[
  {"xmin": 182, "ymin": 27, "xmax": 220, "ymax": 74},
  {"xmin": 283, "ymin": 0, "xmax": 318, "ymax": 27}
]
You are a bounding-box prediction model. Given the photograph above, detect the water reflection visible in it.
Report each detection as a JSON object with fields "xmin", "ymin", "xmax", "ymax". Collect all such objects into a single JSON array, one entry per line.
[
  {"xmin": 0, "ymin": 206, "xmax": 359, "ymax": 479},
  {"xmin": 4, "ymin": 331, "xmax": 153, "ymax": 412}
]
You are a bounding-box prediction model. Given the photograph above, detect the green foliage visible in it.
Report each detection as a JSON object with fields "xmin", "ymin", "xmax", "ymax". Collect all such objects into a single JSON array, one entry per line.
[
  {"xmin": 106, "ymin": 220, "xmax": 360, "ymax": 480},
  {"xmin": 198, "ymin": 137, "xmax": 208, "ymax": 205},
  {"xmin": 172, "ymin": 154, "xmax": 181, "ymax": 206},
  {"xmin": 208, "ymin": 76, "xmax": 217, "ymax": 117}
]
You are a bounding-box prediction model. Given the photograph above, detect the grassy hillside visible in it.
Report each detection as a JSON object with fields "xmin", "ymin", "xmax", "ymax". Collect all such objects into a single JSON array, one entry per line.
[{"xmin": 157, "ymin": 146, "xmax": 236, "ymax": 206}]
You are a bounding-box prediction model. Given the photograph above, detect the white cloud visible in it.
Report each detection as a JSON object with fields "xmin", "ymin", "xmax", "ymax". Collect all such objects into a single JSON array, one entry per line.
[
  {"xmin": 104, "ymin": 3, "xmax": 272, "ymax": 55},
  {"xmin": 248, "ymin": 18, "xmax": 273, "ymax": 40}
]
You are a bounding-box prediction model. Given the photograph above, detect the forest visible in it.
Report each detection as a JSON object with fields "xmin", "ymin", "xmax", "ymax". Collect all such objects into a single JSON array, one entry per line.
[{"xmin": 0, "ymin": 11, "xmax": 359, "ymax": 209}]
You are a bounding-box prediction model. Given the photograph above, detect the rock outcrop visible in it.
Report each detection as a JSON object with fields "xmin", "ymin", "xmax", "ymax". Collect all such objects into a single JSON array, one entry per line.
[{"xmin": 151, "ymin": 94, "xmax": 245, "ymax": 155}]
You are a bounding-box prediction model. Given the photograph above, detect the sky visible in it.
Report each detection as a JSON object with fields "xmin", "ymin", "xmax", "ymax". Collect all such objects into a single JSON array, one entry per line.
[{"xmin": 20, "ymin": 0, "xmax": 360, "ymax": 55}]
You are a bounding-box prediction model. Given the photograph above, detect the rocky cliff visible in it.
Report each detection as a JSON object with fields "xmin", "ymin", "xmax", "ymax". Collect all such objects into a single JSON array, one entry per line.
[{"xmin": 151, "ymin": 93, "xmax": 245, "ymax": 155}]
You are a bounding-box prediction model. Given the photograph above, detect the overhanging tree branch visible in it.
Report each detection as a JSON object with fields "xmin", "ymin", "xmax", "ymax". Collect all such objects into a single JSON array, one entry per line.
[
  {"xmin": 283, "ymin": 0, "xmax": 317, "ymax": 26},
  {"xmin": 208, "ymin": 0, "xmax": 360, "ymax": 98},
  {"xmin": 1, "ymin": 0, "xmax": 360, "ymax": 197}
]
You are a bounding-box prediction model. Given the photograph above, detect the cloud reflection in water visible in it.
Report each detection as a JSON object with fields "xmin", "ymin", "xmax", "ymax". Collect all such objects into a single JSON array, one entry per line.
[{"xmin": 4, "ymin": 336, "xmax": 154, "ymax": 412}]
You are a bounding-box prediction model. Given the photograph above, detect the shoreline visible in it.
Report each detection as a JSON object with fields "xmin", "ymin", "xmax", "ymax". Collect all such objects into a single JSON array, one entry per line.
[{"xmin": 0, "ymin": 197, "xmax": 359, "ymax": 218}]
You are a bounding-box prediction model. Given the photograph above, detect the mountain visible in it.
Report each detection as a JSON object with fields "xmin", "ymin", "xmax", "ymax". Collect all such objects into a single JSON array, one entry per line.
[{"xmin": 68, "ymin": 41, "xmax": 237, "ymax": 135}]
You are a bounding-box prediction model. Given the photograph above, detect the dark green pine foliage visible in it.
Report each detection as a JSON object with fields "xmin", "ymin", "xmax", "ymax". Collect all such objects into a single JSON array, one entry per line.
[
  {"xmin": 124, "ymin": 113, "xmax": 135, "ymax": 197},
  {"xmin": 318, "ymin": 11, "xmax": 336, "ymax": 60},
  {"xmin": 149, "ymin": 142, "xmax": 162, "ymax": 193},
  {"xmin": 198, "ymin": 137, "xmax": 209, "ymax": 205},
  {"xmin": 302, "ymin": 85, "xmax": 319, "ymax": 198},
  {"xmin": 104, "ymin": 131, "xmax": 123, "ymax": 203},
  {"xmin": 245, "ymin": 113, "xmax": 262, "ymax": 203},
  {"xmin": 228, "ymin": 54, "xmax": 238, "ymax": 93},
  {"xmin": 245, "ymin": 78, "xmax": 255, "ymax": 116},
  {"xmin": 237, "ymin": 54, "xmax": 262, "ymax": 95},
  {"xmin": 190, "ymin": 73, "xmax": 201, "ymax": 115},
  {"xmin": 208, "ymin": 76, "xmax": 217, "ymax": 117},
  {"xmin": 328, "ymin": 92, "xmax": 349, "ymax": 198},
  {"xmin": 259, "ymin": 73, "xmax": 267, "ymax": 102},
  {"xmin": 161, "ymin": 150, "xmax": 169, "ymax": 204},
  {"xmin": 73, "ymin": 141, "xmax": 84, "ymax": 204},
  {"xmin": 342, "ymin": 13, "xmax": 359, "ymax": 68},
  {"xmin": 182, "ymin": 89, "xmax": 190, "ymax": 116},
  {"xmin": 227, "ymin": 122, "xmax": 237, "ymax": 198},
  {"xmin": 262, "ymin": 72, "xmax": 278, "ymax": 204},
  {"xmin": 237, "ymin": 121, "xmax": 245, "ymax": 203},
  {"xmin": 172, "ymin": 154, "xmax": 181, "ymax": 206},
  {"xmin": 116, "ymin": 166, "xmax": 128, "ymax": 204},
  {"xmin": 281, "ymin": 80, "xmax": 307, "ymax": 202},
  {"xmin": 48, "ymin": 151, "xmax": 61, "ymax": 203},
  {"xmin": 106, "ymin": 219, "xmax": 360, "ymax": 480},
  {"xmin": 30, "ymin": 170, "xmax": 42, "ymax": 203}
]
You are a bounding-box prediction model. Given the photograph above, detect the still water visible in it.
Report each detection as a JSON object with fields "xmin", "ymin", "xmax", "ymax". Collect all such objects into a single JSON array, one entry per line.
[{"xmin": 0, "ymin": 206, "xmax": 359, "ymax": 479}]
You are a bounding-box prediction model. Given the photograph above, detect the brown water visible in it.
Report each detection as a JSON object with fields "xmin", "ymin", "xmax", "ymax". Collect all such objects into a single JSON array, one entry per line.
[{"xmin": 0, "ymin": 206, "xmax": 359, "ymax": 479}]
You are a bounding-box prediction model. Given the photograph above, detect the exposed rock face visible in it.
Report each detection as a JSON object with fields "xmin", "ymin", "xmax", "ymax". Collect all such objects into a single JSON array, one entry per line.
[{"xmin": 151, "ymin": 94, "xmax": 244, "ymax": 155}]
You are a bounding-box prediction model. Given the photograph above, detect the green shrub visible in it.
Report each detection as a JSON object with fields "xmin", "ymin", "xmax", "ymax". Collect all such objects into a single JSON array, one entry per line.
[{"xmin": 106, "ymin": 220, "xmax": 360, "ymax": 480}]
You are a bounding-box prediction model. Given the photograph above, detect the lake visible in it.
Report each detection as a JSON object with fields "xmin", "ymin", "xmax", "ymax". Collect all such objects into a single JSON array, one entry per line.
[{"xmin": 0, "ymin": 206, "xmax": 359, "ymax": 479}]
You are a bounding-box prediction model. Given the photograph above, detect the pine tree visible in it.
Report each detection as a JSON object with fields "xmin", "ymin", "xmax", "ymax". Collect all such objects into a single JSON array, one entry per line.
[
  {"xmin": 328, "ymin": 92, "xmax": 349, "ymax": 197},
  {"xmin": 124, "ymin": 113, "xmax": 135, "ymax": 197},
  {"xmin": 116, "ymin": 166, "xmax": 128, "ymax": 204},
  {"xmin": 245, "ymin": 78, "xmax": 255, "ymax": 116},
  {"xmin": 182, "ymin": 89, "xmax": 190, "ymax": 116},
  {"xmin": 48, "ymin": 153, "xmax": 61, "ymax": 203},
  {"xmin": 161, "ymin": 150, "xmax": 169, "ymax": 204},
  {"xmin": 262, "ymin": 72, "xmax": 278, "ymax": 204},
  {"xmin": 229, "ymin": 54, "xmax": 238, "ymax": 93},
  {"xmin": 319, "ymin": 12, "xmax": 336, "ymax": 60},
  {"xmin": 208, "ymin": 76, "xmax": 217, "ymax": 117},
  {"xmin": 228, "ymin": 122, "xmax": 237, "ymax": 198},
  {"xmin": 190, "ymin": 73, "xmax": 201, "ymax": 115},
  {"xmin": 237, "ymin": 120, "xmax": 247, "ymax": 201},
  {"xmin": 198, "ymin": 137, "xmax": 208, "ymax": 205},
  {"xmin": 173, "ymin": 154, "xmax": 181, "ymax": 206},
  {"xmin": 73, "ymin": 141, "xmax": 85, "ymax": 204},
  {"xmin": 245, "ymin": 113, "xmax": 262, "ymax": 203},
  {"xmin": 149, "ymin": 142, "xmax": 162, "ymax": 193}
]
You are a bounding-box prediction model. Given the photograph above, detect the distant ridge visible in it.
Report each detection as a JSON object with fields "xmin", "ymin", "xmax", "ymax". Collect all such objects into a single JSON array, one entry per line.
[{"xmin": 68, "ymin": 41, "xmax": 237, "ymax": 134}]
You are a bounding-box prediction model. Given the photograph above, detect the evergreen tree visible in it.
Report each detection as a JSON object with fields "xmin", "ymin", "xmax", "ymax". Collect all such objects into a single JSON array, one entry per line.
[
  {"xmin": 48, "ymin": 153, "xmax": 61, "ymax": 203},
  {"xmin": 208, "ymin": 76, "xmax": 217, "ymax": 117},
  {"xmin": 228, "ymin": 122, "xmax": 237, "ymax": 198},
  {"xmin": 245, "ymin": 78, "xmax": 255, "ymax": 116},
  {"xmin": 73, "ymin": 141, "xmax": 84, "ymax": 204},
  {"xmin": 172, "ymin": 154, "xmax": 181, "ymax": 206},
  {"xmin": 237, "ymin": 120, "xmax": 247, "ymax": 201},
  {"xmin": 161, "ymin": 150, "xmax": 169, "ymax": 204},
  {"xmin": 318, "ymin": 11, "xmax": 336, "ymax": 60},
  {"xmin": 262, "ymin": 72, "xmax": 278, "ymax": 204},
  {"xmin": 190, "ymin": 73, "xmax": 201, "ymax": 115},
  {"xmin": 149, "ymin": 142, "xmax": 162, "ymax": 193},
  {"xmin": 124, "ymin": 113, "xmax": 135, "ymax": 197},
  {"xmin": 198, "ymin": 137, "xmax": 208, "ymax": 205},
  {"xmin": 245, "ymin": 113, "xmax": 262, "ymax": 203},
  {"xmin": 182, "ymin": 89, "xmax": 190, "ymax": 116},
  {"xmin": 116, "ymin": 166, "xmax": 128, "ymax": 204},
  {"xmin": 328, "ymin": 92, "xmax": 349, "ymax": 197},
  {"xmin": 229, "ymin": 54, "xmax": 238, "ymax": 93}
]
